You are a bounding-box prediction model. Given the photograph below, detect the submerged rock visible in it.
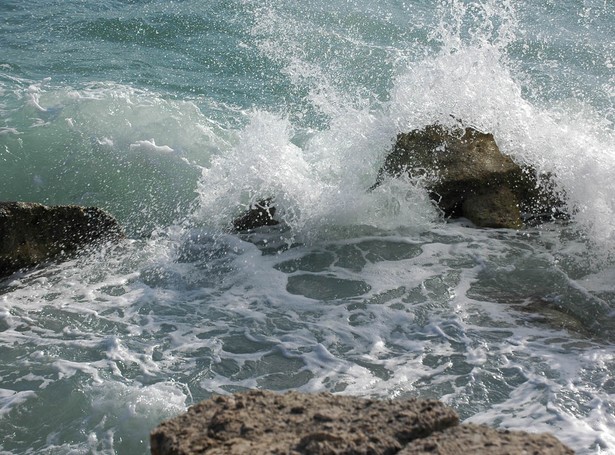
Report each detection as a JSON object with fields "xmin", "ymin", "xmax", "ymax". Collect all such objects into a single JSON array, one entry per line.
[
  {"xmin": 232, "ymin": 199, "xmax": 279, "ymax": 232},
  {"xmin": 150, "ymin": 390, "xmax": 573, "ymax": 455},
  {"xmin": 0, "ymin": 202, "xmax": 124, "ymax": 277},
  {"xmin": 374, "ymin": 125, "xmax": 565, "ymax": 229}
]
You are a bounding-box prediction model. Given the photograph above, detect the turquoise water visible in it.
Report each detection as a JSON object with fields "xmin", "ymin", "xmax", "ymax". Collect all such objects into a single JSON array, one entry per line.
[{"xmin": 1, "ymin": 1, "xmax": 615, "ymax": 453}]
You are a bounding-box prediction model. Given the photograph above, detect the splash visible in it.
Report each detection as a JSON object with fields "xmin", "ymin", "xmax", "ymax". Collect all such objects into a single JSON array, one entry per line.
[
  {"xmin": 387, "ymin": 1, "xmax": 615, "ymax": 251},
  {"xmin": 194, "ymin": 108, "xmax": 438, "ymax": 238},
  {"xmin": 195, "ymin": 0, "xmax": 615, "ymax": 258}
]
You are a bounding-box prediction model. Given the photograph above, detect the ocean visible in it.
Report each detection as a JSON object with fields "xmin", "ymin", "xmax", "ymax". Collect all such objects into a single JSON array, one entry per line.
[{"xmin": 1, "ymin": 0, "xmax": 614, "ymax": 453}]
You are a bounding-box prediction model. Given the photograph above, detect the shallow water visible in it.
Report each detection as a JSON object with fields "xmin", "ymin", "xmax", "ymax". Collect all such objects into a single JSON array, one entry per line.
[{"xmin": 1, "ymin": 0, "xmax": 614, "ymax": 453}]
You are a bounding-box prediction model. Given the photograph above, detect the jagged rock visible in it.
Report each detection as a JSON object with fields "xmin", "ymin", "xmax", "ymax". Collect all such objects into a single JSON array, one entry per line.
[
  {"xmin": 150, "ymin": 390, "xmax": 459, "ymax": 455},
  {"xmin": 400, "ymin": 423, "xmax": 574, "ymax": 455},
  {"xmin": 0, "ymin": 202, "xmax": 124, "ymax": 277},
  {"xmin": 232, "ymin": 199, "xmax": 279, "ymax": 232},
  {"xmin": 150, "ymin": 391, "xmax": 574, "ymax": 455},
  {"xmin": 374, "ymin": 124, "xmax": 565, "ymax": 228}
]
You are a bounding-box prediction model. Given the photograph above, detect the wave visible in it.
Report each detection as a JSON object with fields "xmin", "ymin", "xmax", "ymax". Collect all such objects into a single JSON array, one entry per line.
[{"xmin": 194, "ymin": 1, "xmax": 615, "ymax": 257}]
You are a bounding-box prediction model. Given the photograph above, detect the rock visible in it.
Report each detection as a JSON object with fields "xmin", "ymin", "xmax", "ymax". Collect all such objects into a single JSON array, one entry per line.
[
  {"xmin": 374, "ymin": 124, "xmax": 565, "ymax": 228},
  {"xmin": 150, "ymin": 390, "xmax": 459, "ymax": 455},
  {"xmin": 232, "ymin": 199, "xmax": 279, "ymax": 232},
  {"xmin": 0, "ymin": 202, "xmax": 124, "ymax": 277},
  {"xmin": 150, "ymin": 391, "xmax": 574, "ymax": 455},
  {"xmin": 461, "ymin": 187, "xmax": 523, "ymax": 229},
  {"xmin": 400, "ymin": 423, "xmax": 574, "ymax": 455}
]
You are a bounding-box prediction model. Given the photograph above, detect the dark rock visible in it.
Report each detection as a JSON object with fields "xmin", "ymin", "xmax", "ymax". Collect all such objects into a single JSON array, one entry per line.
[
  {"xmin": 232, "ymin": 199, "xmax": 279, "ymax": 232},
  {"xmin": 461, "ymin": 186, "xmax": 523, "ymax": 229},
  {"xmin": 374, "ymin": 124, "xmax": 565, "ymax": 228},
  {"xmin": 150, "ymin": 390, "xmax": 459, "ymax": 455},
  {"xmin": 0, "ymin": 202, "xmax": 124, "ymax": 277},
  {"xmin": 400, "ymin": 423, "xmax": 574, "ymax": 455}
]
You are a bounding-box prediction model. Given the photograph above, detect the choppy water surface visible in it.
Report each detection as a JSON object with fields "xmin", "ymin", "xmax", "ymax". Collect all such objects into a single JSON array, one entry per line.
[{"xmin": 1, "ymin": 0, "xmax": 614, "ymax": 453}]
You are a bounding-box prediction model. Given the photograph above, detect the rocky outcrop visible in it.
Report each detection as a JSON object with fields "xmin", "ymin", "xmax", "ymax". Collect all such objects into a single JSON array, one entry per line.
[
  {"xmin": 150, "ymin": 390, "xmax": 574, "ymax": 455},
  {"xmin": 374, "ymin": 125, "xmax": 565, "ymax": 229},
  {"xmin": 0, "ymin": 202, "xmax": 124, "ymax": 277}
]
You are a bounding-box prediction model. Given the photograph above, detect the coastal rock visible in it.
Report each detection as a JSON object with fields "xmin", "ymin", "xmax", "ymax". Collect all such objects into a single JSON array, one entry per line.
[
  {"xmin": 374, "ymin": 124, "xmax": 564, "ymax": 228},
  {"xmin": 150, "ymin": 390, "xmax": 459, "ymax": 455},
  {"xmin": 400, "ymin": 423, "xmax": 574, "ymax": 455},
  {"xmin": 0, "ymin": 202, "xmax": 124, "ymax": 277},
  {"xmin": 150, "ymin": 390, "xmax": 574, "ymax": 455}
]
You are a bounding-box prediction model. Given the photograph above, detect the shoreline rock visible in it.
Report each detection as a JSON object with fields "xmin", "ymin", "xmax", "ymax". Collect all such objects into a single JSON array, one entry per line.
[
  {"xmin": 150, "ymin": 390, "xmax": 574, "ymax": 455},
  {"xmin": 0, "ymin": 201, "xmax": 124, "ymax": 278},
  {"xmin": 373, "ymin": 124, "xmax": 566, "ymax": 229}
]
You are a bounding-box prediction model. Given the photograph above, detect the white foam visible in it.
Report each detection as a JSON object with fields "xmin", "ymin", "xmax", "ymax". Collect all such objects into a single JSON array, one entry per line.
[
  {"xmin": 96, "ymin": 137, "xmax": 114, "ymax": 147},
  {"xmin": 86, "ymin": 381, "xmax": 188, "ymax": 453},
  {"xmin": 130, "ymin": 138, "xmax": 175, "ymax": 154},
  {"xmin": 0, "ymin": 389, "xmax": 36, "ymax": 418},
  {"xmin": 0, "ymin": 127, "xmax": 20, "ymax": 135},
  {"xmin": 194, "ymin": 107, "xmax": 438, "ymax": 238}
]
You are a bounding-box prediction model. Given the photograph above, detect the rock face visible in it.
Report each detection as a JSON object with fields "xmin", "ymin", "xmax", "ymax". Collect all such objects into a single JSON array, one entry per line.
[
  {"xmin": 150, "ymin": 390, "xmax": 574, "ymax": 455},
  {"xmin": 0, "ymin": 202, "xmax": 124, "ymax": 277},
  {"xmin": 374, "ymin": 125, "xmax": 564, "ymax": 229}
]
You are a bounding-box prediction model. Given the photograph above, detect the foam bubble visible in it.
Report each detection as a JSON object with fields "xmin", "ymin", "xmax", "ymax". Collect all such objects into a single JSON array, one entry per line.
[{"xmin": 0, "ymin": 389, "xmax": 37, "ymax": 418}]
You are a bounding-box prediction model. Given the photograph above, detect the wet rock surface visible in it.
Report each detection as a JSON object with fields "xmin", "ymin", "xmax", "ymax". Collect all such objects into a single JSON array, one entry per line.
[
  {"xmin": 150, "ymin": 390, "xmax": 574, "ymax": 455},
  {"xmin": 0, "ymin": 201, "xmax": 124, "ymax": 277},
  {"xmin": 374, "ymin": 124, "xmax": 565, "ymax": 229}
]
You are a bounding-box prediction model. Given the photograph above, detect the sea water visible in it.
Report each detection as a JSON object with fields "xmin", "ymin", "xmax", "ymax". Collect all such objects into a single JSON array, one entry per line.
[{"xmin": 1, "ymin": 0, "xmax": 614, "ymax": 453}]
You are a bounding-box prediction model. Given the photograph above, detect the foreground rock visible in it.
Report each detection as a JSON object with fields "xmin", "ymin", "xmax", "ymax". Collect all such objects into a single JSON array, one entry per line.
[
  {"xmin": 0, "ymin": 202, "xmax": 124, "ymax": 277},
  {"xmin": 374, "ymin": 124, "xmax": 565, "ymax": 229},
  {"xmin": 150, "ymin": 390, "xmax": 573, "ymax": 455}
]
